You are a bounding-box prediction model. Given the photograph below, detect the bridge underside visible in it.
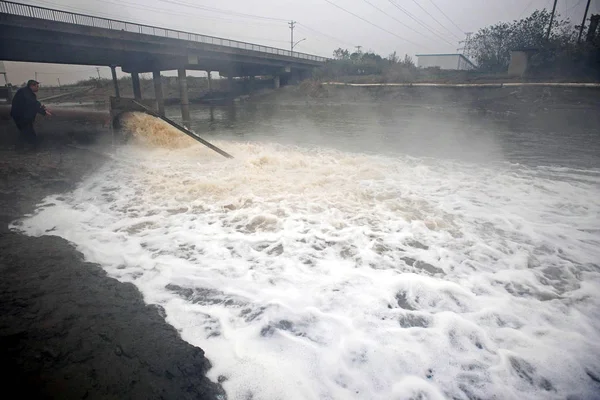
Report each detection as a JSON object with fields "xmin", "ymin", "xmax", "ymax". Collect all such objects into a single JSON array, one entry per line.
[{"xmin": 0, "ymin": 14, "xmax": 321, "ymax": 77}]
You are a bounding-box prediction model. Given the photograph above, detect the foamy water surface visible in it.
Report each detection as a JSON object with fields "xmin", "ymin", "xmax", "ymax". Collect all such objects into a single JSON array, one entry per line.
[{"xmin": 14, "ymin": 112, "xmax": 600, "ymax": 399}]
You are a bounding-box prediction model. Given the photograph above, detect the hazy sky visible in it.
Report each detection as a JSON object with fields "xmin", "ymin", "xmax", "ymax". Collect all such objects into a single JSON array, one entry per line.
[{"xmin": 4, "ymin": 0, "xmax": 599, "ymax": 84}]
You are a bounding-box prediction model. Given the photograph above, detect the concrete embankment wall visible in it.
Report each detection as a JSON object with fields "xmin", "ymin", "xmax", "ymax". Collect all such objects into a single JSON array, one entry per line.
[{"xmin": 285, "ymin": 81, "xmax": 600, "ymax": 113}]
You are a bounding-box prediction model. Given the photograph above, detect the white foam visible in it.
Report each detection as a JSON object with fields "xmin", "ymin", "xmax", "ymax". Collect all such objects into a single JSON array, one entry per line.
[{"xmin": 13, "ymin": 122, "xmax": 600, "ymax": 399}]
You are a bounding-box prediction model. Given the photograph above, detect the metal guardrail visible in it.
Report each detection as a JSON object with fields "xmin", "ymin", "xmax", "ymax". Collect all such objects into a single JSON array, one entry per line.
[{"xmin": 0, "ymin": 0, "xmax": 328, "ymax": 63}]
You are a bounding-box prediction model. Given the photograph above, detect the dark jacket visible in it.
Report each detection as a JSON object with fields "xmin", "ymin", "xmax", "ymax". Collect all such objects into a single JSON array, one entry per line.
[{"xmin": 10, "ymin": 86, "xmax": 46, "ymax": 124}]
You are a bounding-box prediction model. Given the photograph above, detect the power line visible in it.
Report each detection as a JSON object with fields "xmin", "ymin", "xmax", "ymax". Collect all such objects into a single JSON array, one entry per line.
[
  {"xmin": 32, "ymin": 0, "xmax": 284, "ymax": 28},
  {"xmin": 323, "ymin": 0, "xmax": 423, "ymax": 47},
  {"xmin": 361, "ymin": 0, "xmax": 438, "ymax": 46},
  {"xmin": 566, "ymin": 0, "xmax": 585, "ymax": 16},
  {"xmin": 103, "ymin": 0, "xmax": 284, "ymax": 26},
  {"xmin": 298, "ymin": 46, "xmax": 327, "ymax": 57},
  {"xmin": 425, "ymin": 0, "xmax": 464, "ymax": 34},
  {"xmin": 295, "ymin": 23, "xmax": 356, "ymax": 47},
  {"xmin": 242, "ymin": 37, "xmax": 289, "ymax": 44},
  {"xmin": 156, "ymin": 0, "xmax": 288, "ymax": 22},
  {"xmin": 518, "ymin": 0, "xmax": 536, "ymax": 18},
  {"xmin": 409, "ymin": 0, "xmax": 461, "ymax": 39},
  {"xmin": 387, "ymin": 0, "xmax": 456, "ymax": 46},
  {"xmin": 388, "ymin": 0, "xmax": 454, "ymax": 41},
  {"xmin": 31, "ymin": 0, "xmax": 290, "ymax": 46},
  {"xmin": 30, "ymin": 0, "xmax": 216, "ymax": 26}
]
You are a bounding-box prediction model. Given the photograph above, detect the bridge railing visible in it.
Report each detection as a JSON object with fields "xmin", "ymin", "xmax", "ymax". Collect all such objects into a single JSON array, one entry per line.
[{"xmin": 0, "ymin": 0, "xmax": 328, "ymax": 63}]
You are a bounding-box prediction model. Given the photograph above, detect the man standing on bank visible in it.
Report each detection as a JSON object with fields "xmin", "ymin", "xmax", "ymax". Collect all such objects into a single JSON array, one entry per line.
[{"xmin": 10, "ymin": 79, "xmax": 52, "ymax": 151}]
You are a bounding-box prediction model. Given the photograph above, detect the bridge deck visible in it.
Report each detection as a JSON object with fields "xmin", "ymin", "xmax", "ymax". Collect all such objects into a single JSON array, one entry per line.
[{"xmin": 0, "ymin": 1, "xmax": 326, "ymax": 76}]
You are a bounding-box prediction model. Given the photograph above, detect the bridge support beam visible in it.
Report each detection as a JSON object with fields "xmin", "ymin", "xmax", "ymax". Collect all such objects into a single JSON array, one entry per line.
[
  {"xmin": 110, "ymin": 65, "xmax": 120, "ymax": 98},
  {"xmin": 152, "ymin": 71, "xmax": 165, "ymax": 116},
  {"xmin": 207, "ymin": 71, "xmax": 212, "ymax": 94},
  {"xmin": 178, "ymin": 68, "xmax": 191, "ymax": 128},
  {"xmin": 274, "ymin": 75, "xmax": 281, "ymax": 89},
  {"xmin": 131, "ymin": 72, "xmax": 142, "ymax": 100}
]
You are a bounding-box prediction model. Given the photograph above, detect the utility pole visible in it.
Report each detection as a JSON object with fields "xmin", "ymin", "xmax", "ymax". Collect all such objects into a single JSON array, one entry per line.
[
  {"xmin": 57, "ymin": 78, "xmax": 61, "ymax": 87},
  {"xmin": 587, "ymin": 14, "xmax": 600, "ymax": 42},
  {"xmin": 546, "ymin": 0, "xmax": 558, "ymax": 40},
  {"xmin": 355, "ymin": 45, "xmax": 362, "ymax": 53},
  {"xmin": 578, "ymin": 0, "xmax": 592, "ymax": 43},
  {"xmin": 35, "ymin": 71, "xmax": 38, "ymax": 81},
  {"xmin": 96, "ymin": 67, "xmax": 101, "ymax": 80},
  {"xmin": 457, "ymin": 32, "xmax": 472, "ymax": 57},
  {"xmin": 289, "ymin": 20, "xmax": 296, "ymax": 53}
]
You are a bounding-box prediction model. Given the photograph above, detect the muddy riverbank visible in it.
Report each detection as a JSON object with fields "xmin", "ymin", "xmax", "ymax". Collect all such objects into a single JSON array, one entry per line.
[{"xmin": 0, "ymin": 121, "xmax": 225, "ymax": 399}]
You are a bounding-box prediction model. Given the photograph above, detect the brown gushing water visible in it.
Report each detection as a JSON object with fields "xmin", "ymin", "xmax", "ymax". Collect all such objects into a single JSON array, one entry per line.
[{"xmin": 120, "ymin": 112, "xmax": 197, "ymax": 149}]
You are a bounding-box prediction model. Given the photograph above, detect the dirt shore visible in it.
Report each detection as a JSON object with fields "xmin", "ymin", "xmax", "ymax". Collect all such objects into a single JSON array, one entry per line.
[{"xmin": 0, "ymin": 122, "xmax": 225, "ymax": 399}]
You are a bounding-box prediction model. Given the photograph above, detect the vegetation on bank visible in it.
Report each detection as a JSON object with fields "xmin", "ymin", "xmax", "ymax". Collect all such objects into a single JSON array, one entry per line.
[{"xmin": 315, "ymin": 9, "xmax": 600, "ymax": 83}]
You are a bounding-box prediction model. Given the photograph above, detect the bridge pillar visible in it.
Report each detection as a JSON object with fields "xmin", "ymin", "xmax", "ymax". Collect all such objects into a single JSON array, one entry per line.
[
  {"xmin": 207, "ymin": 71, "xmax": 212, "ymax": 94},
  {"xmin": 110, "ymin": 65, "xmax": 120, "ymax": 98},
  {"xmin": 274, "ymin": 75, "xmax": 281, "ymax": 89},
  {"xmin": 152, "ymin": 71, "xmax": 165, "ymax": 116},
  {"xmin": 290, "ymin": 69, "xmax": 305, "ymax": 84},
  {"xmin": 131, "ymin": 72, "xmax": 142, "ymax": 100},
  {"xmin": 178, "ymin": 68, "xmax": 191, "ymax": 128},
  {"xmin": 227, "ymin": 75, "xmax": 234, "ymax": 94}
]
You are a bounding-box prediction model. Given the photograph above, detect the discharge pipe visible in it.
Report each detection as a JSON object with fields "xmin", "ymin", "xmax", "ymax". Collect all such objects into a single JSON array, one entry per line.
[{"xmin": 133, "ymin": 101, "xmax": 234, "ymax": 159}]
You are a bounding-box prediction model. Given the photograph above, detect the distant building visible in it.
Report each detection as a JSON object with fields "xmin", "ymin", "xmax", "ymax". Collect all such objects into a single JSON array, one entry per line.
[{"xmin": 415, "ymin": 54, "xmax": 476, "ymax": 70}]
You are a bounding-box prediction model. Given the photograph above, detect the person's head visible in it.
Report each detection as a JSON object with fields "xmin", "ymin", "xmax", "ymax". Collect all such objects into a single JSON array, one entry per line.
[{"xmin": 27, "ymin": 80, "xmax": 40, "ymax": 92}]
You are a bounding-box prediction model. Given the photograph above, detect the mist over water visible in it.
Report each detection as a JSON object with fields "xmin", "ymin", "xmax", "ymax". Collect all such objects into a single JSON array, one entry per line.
[
  {"xmin": 14, "ymin": 97, "xmax": 600, "ymax": 399},
  {"xmin": 169, "ymin": 94, "xmax": 600, "ymax": 169}
]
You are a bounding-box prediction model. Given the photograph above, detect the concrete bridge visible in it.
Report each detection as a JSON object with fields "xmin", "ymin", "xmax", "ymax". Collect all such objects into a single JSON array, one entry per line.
[{"xmin": 0, "ymin": 0, "xmax": 327, "ymax": 121}]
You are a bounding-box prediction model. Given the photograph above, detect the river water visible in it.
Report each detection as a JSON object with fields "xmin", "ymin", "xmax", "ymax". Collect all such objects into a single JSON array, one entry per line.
[{"xmin": 14, "ymin": 92, "xmax": 600, "ymax": 400}]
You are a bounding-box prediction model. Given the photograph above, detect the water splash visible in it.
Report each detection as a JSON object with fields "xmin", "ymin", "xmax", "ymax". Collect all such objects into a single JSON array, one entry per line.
[
  {"xmin": 13, "ymin": 113, "xmax": 600, "ymax": 400},
  {"xmin": 120, "ymin": 112, "xmax": 198, "ymax": 149}
]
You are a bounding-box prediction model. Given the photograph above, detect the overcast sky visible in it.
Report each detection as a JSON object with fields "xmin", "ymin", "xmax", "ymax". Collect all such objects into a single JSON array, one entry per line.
[{"xmin": 4, "ymin": 0, "xmax": 599, "ymax": 84}]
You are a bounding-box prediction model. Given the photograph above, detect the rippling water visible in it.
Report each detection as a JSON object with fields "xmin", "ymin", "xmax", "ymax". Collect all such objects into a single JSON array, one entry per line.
[{"xmin": 14, "ymin": 95, "xmax": 600, "ymax": 400}]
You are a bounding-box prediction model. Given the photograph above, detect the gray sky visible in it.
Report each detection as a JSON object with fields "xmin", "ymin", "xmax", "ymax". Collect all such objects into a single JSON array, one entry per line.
[{"xmin": 4, "ymin": 0, "xmax": 600, "ymax": 84}]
